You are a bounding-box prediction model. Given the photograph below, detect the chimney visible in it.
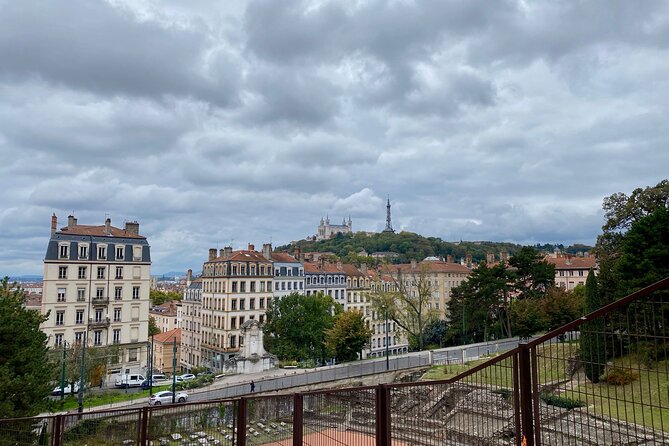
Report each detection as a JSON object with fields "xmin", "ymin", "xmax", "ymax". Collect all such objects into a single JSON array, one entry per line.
[
  {"xmin": 486, "ymin": 253, "xmax": 495, "ymax": 264},
  {"xmin": 186, "ymin": 269, "xmax": 193, "ymax": 287},
  {"xmin": 294, "ymin": 247, "xmax": 301, "ymax": 261},
  {"xmin": 466, "ymin": 253, "xmax": 473, "ymax": 267},
  {"xmin": 336, "ymin": 260, "xmax": 342, "ymax": 270},
  {"xmin": 105, "ymin": 218, "xmax": 111, "ymax": 235},
  {"xmin": 67, "ymin": 215, "xmax": 77, "ymax": 228},
  {"xmin": 208, "ymin": 248, "xmax": 217, "ymax": 261},
  {"xmin": 500, "ymin": 251, "xmax": 509, "ymax": 262},
  {"xmin": 319, "ymin": 257, "xmax": 325, "ymax": 270},
  {"xmin": 219, "ymin": 249, "xmax": 225, "ymax": 258},
  {"xmin": 262, "ymin": 243, "xmax": 272, "ymax": 260},
  {"xmin": 124, "ymin": 221, "xmax": 140, "ymax": 235},
  {"xmin": 360, "ymin": 263, "xmax": 368, "ymax": 274},
  {"xmin": 224, "ymin": 246, "xmax": 233, "ymax": 256},
  {"xmin": 446, "ymin": 255, "xmax": 453, "ymax": 263},
  {"xmin": 248, "ymin": 243, "xmax": 255, "ymax": 251},
  {"xmin": 410, "ymin": 259, "xmax": 417, "ymax": 269},
  {"xmin": 51, "ymin": 213, "xmax": 58, "ymax": 235}
]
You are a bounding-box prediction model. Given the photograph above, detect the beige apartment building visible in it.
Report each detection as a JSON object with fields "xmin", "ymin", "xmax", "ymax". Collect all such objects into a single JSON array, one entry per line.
[
  {"xmin": 199, "ymin": 245, "xmax": 274, "ymax": 371},
  {"xmin": 180, "ymin": 271, "xmax": 202, "ymax": 372},
  {"xmin": 152, "ymin": 328, "xmax": 181, "ymax": 375},
  {"xmin": 42, "ymin": 214, "xmax": 151, "ymax": 382},
  {"xmin": 545, "ymin": 253, "xmax": 598, "ymax": 290}
]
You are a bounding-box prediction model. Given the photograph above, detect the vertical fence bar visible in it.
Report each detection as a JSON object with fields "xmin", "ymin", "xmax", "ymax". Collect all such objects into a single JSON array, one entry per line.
[
  {"xmin": 519, "ymin": 344, "xmax": 535, "ymax": 446},
  {"xmin": 530, "ymin": 346, "xmax": 542, "ymax": 446},
  {"xmin": 375, "ymin": 384, "xmax": 390, "ymax": 446},
  {"xmin": 293, "ymin": 393, "xmax": 303, "ymax": 446},
  {"xmin": 52, "ymin": 414, "xmax": 62, "ymax": 446},
  {"xmin": 236, "ymin": 398, "xmax": 247, "ymax": 446},
  {"xmin": 139, "ymin": 406, "xmax": 148, "ymax": 445},
  {"xmin": 512, "ymin": 352, "xmax": 522, "ymax": 446}
]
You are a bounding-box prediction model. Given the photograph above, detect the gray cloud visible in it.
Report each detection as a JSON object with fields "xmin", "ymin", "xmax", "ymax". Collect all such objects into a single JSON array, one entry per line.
[{"xmin": 0, "ymin": 0, "xmax": 668, "ymax": 274}]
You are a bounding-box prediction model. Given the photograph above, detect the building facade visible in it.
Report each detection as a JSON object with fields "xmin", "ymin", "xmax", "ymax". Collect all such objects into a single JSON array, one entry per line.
[
  {"xmin": 544, "ymin": 253, "xmax": 597, "ymax": 290},
  {"xmin": 42, "ymin": 214, "xmax": 151, "ymax": 382},
  {"xmin": 152, "ymin": 328, "xmax": 181, "ymax": 375},
  {"xmin": 150, "ymin": 301, "xmax": 178, "ymax": 333},
  {"xmin": 180, "ymin": 271, "xmax": 202, "ymax": 372},
  {"xmin": 304, "ymin": 259, "xmax": 347, "ymax": 306},
  {"xmin": 199, "ymin": 245, "xmax": 274, "ymax": 371},
  {"xmin": 267, "ymin": 247, "xmax": 305, "ymax": 299}
]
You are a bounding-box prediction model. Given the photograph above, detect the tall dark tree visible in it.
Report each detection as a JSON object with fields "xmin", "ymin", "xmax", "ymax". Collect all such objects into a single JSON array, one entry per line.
[
  {"xmin": 0, "ymin": 277, "xmax": 53, "ymax": 417},
  {"xmin": 263, "ymin": 292, "xmax": 340, "ymax": 363},
  {"xmin": 580, "ymin": 270, "xmax": 606, "ymax": 383},
  {"xmin": 325, "ymin": 311, "xmax": 372, "ymax": 362},
  {"xmin": 508, "ymin": 246, "xmax": 555, "ymax": 299}
]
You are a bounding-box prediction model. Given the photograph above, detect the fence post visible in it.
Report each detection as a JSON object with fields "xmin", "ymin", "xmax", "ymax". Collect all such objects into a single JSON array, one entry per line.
[
  {"xmin": 375, "ymin": 384, "xmax": 391, "ymax": 446},
  {"xmin": 236, "ymin": 398, "xmax": 247, "ymax": 446},
  {"xmin": 518, "ymin": 344, "xmax": 535, "ymax": 446},
  {"xmin": 293, "ymin": 393, "xmax": 303, "ymax": 446},
  {"xmin": 52, "ymin": 414, "xmax": 63, "ymax": 446},
  {"xmin": 139, "ymin": 407, "xmax": 149, "ymax": 445}
]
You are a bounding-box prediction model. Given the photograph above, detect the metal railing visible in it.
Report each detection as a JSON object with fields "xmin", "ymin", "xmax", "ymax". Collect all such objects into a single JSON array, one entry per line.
[{"xmin": 1, "ymin": 277, "xmax": 668, "ymax": 445}]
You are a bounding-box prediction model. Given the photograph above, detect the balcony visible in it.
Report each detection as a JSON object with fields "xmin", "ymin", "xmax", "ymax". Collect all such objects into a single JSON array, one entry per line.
[
  {"xmin": 88, "ymin": 317, "xmax": 110, "ymax": 328},
  {"xmin": 92, "ymin": 297, "xmax": 109, "ymax": 306}
]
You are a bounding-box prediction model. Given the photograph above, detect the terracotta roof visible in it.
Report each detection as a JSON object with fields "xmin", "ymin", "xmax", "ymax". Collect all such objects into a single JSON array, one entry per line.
[
  {"xmin": 271, "ymin": 252, "xmax": 299, "ymax": 263},
  {"xmin": 544, "ymin": 256, "xmax": 597, "ymax": 270},
  {"xmin": 340, "ymin": 263, "xmax": 365, "ymax": 277},
  {"xmin": 304, "ymin": 261, "xmax": 344, "ymax": 274},
  {"xmin": 153, "ymin": 328, "xmax": 181, "ymax": 344},
  {"xmin": 58, "ymin": 224, "xmax": 145, "ymax": 239},
  {"xmin": 150, "ymin": 301, "xmax": 178, "ymax": 316},
  {"xmin": 383, "ymin": 260, "xmax": 471, "ymax": 275},
  {"xmin": 209, "ymin": 250, "xmax": 271, "ymax": 263}
]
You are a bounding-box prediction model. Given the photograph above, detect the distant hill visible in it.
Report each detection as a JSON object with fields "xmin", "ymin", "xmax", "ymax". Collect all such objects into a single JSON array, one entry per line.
[
  {"xmin": 7, "ymin": 275, "xmax": 43, "ymax": 282},
  {"xmin": 277, "ymin": 232, "xmax": 593, "ymax": 264}
]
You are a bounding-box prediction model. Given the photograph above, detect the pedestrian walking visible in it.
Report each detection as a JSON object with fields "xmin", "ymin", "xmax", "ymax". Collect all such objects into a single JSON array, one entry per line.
[{"xmin": 250, "ymin": 380, "xmax": 255, "ymax": 392}]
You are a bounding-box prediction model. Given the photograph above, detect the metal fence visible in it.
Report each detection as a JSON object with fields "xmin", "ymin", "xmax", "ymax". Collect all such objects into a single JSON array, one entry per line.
[{"xmin": 1, "ymin": 277, "xmax": 668, "ymax": 445}]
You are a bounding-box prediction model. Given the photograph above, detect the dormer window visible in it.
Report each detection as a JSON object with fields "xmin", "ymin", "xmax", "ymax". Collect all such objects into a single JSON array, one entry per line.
[
  {"xmin": 98, "ymin": 245, "xmax": 107, "ymax": 260},
  {"xmin": 79, "ymin": 244, "xmax": 88, "ymax": 259},
  {"xmin": 116, "ymin": 246, "xmax": 124, "ymax": 260},
  {"xmin": 59, "ymin": 244, "xmax": 69, "ymax": 259}
]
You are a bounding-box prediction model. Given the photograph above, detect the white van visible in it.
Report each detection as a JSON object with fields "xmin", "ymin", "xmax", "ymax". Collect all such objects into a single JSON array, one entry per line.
[{"xmin": 115, "ymin": 374, "xmax": 146, "ymax": 388}]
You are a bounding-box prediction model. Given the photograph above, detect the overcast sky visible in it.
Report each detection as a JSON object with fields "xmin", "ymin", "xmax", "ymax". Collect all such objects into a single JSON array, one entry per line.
[{"xmin": 1, "ymin": 0, "xmax": 668, "ymax": 276}]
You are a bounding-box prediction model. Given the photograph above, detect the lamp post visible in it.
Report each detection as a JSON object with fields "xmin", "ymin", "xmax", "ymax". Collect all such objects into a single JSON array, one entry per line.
[
  {"xmin": 77, "ymin": 333, "xmax": 86, "ymax": 414},
  {"xmin": 172, "ymin": 337, "xmax": 177, "ymax": 404},
  {"xmin": 149, "ymin": 335, "xmax": 154, "ymax": 396},
  {"xmin": 385, "ymin": 307, "xmax": 390, "ymax": 371},
  {"xmin": 60, "ymin": 341, "xmax": 67, "ymax": 401}
]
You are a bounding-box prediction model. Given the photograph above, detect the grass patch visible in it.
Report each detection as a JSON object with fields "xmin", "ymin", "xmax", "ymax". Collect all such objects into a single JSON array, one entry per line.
[{"xmin": 50, "ymin": 384, "xmax": 174, "ymax": 412}]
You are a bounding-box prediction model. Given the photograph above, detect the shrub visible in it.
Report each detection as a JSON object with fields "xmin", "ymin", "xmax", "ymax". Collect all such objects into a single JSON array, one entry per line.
[
  {"xmin": 540, "ymin": 393, "xmax": 584, "ymax": 409},
  {"xmin": 603, "ymin": 367, "xmax": 639, "ymax": 386}
]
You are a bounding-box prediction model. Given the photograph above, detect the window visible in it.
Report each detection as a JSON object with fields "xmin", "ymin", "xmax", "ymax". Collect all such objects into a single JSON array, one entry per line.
[
  {"xmin": 95, "ymin": 309, "xmax": 103, "ymax": 322},
  {"xmin": 94, "ymin": 331, "xmax": 102, "ymax": 346},
  {"xmin": 58, "ymin": 266, "xmax": 68, "ymax": 279},
  {"xmin": 116, "ymin": 246, "xmax": 124, "ymax": 260},
  {"xmin": 75, "ymin": 332, "xmax": 84, "ymax": 344},
  {"xmin": 77, "ymin": 288, "xmax": 86, "ymax": 301},
  {"xmin": 55, "ymin": 311, "xmax": 64, "ymax": 326},
  {"xmin": 79, "ymin": 245, "xmax": 88, "ymax": 259},
  {"xmin": 239, "ymin": 316, "xmax": 245, "ymax": 325},
  {"xmin": 250, "ymin": 298, "xmax": 255, "ymax": 310},
  {"xmin": 113, "ymin": 308, "xmax": 121, "ymax": 322},
  {"xmin": 260, "ymin": 281, "xmax": 265, "ymax": 292},
  {"xmin": 78, "ymin": 266, "xmax": 87, "ymax": 279},
  {"xmin": 96, "ymin": 287, "xmax": 104, "ymax": 299},
  {"xmin": 231, "ymin": 299, "xmax": 237, "ymax": 310},
  {"xmin": 97, "ymin": 267, "xmax": 106, "ymax": 279},
  {"xmin": 230, "ymin": 335, "xmax": 236, "ymax": 348},
  {"xmin": 240, "ymin": 281, "xmax": 246, "ymax": 292},
  {"xmin": 54, "ymin": 333, "xmax": 63, "ymax": 347},
  {"xmin": 239, "ymin": 299, "xmax": 245, "ymax": 310},
  {"xmin": 98, "ymin": 245, "xmax": 106, "ymax": 260},
  {"xmin": 133, "ymin": 246, "xmax": 142, "ymax": 261},
  {"xmin": 281, "ymin": 282, "xmax": 286, "ymax": 291},
  {"xmin": 260, "ymin": 298, "xmax": 265, "ymax": 309},
  {"xmin": 232, "ymin": 282, "xmax": 238, "ymax": 292},
  {"xmin": 559, "ymin": 271, "xmax": 565, "ymax": 277},
  {"xmin": 259, "ymin": 315, "xmax": 264, "ymax": 324},
  {"xmin": 250, "ymin": 281, "xmax": 256, "ymax": 292},
  {"xmin": 579, "ymin": 270, "xmax": 584, "ymax": 277},
  {"xmin": 59, "ymin": 244, "xmax": 69, "ymax": 259},
  {"xmin": 76, "ymin": 310, "xmax": 84, "ymax": 324},
  {"xmin": 132, "ymin": 286, "xmax": 140, "ymax": 299},
  {"xmin": 57, "ymin": 288, "xmax": 66, "ymax": 302},
  {"xmin": 114, "ymin": 286, "xmax": 123, "ymax": 300},
  {"xmin": 267, "ymin": 297, "xmax": 272, "ymax": 307},
  {"xmin": 128, "ymin": 348, "xmax": 138, "ymax": 362},
  {"xmin": 231, "ymin": 317, "xmax": 237, "ymax": 329},
  {"xmin": 113, "ymin": 329, "xmax": 121, "ymax": 344}
]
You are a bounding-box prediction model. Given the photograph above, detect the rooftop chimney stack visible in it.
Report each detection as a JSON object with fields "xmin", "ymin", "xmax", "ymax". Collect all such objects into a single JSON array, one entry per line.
[
  {"xmin": 500, "ymin": 251, "xmax": 509, "ymax": 263},
  {"xmin": 124, "ymin": 221, "xmax": 140, "ymax": 235},
  {"xmin": 486, "ymin": 253, "xmax": 495, "ymax": 264},
  {"xmin": 208, "ymin": 248, "xmax": 217, "ymax": 261},
  {"xmin": 262, "ymin": 243, "xmax": 272, "ymax": 260},
  {"xmin": 67, "ymin": 215, "xmax": 77, "ymax": 228},
  {"xmin": 186, "ymin": 269, "xmax": 193, "ymax": 287},
  {"xmin": 410, "ymin": 259, "xmax": 417, "ymax": 269},
  {"xmin": 446, "ymin": 255, "xmax": 453, "ymax": 263},
  {"xmin": 248, "ymin": 243, "xmax": 255, "ymax": 251},
  {"xmin": 219, "ymin": 249, "xmax": 225, "ymax": 258},
  {"xmin": 466, "ymin": 254, "xmax": 473, "ymax": 267},
  {"xmin": 224, "ymin": 246, "xmax": 233, "ymax": 256},
  {"xmin": 105, "ymin": 218, "xmax": 111, "ymax": 235},
  {"xmin": 51, "ymin": 213, "xmax": 58, "ymax": 235},
  {"xmin": 360, "ymin": 263, "xmax": 368, "ymax": 274}
]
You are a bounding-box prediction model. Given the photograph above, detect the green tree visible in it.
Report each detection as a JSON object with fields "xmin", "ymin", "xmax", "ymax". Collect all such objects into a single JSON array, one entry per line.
[
  {"xmin": 0, "ymin": 277, "xmax": 53, "ymax": 417},
  {"xmin": 508, "ymin": 246, "xmax": 555, "ymax": 300},
  {"xmin": 325, "ymin": 311, "xmax": 372, "ymax": 362},
  {"xmin": 580, "ymin": 270, "xmax": 606, "ymax": 383},
  {"xmin": 421, "ymin": 319, "xmax": 449, "ymax": 348},
  {"xmin": 539, "ymin": 287, "xmax": 584, "ymax": 331},
  {"xmin": 263, "ymin": 292, "xmax": 340, "ymax": 363},
  {"xmin": 369, "ymin": 263, "xmax": 437, "ymax": 351},
  {"xmin": 148, "ymin": 316, "xmax": 161, "ymax": 336},
  {"xmin": 508, "ymin": 298, "xmax": 547, "ymax": 338},
  {"xmin": 150, "ymin": 289, "xmax": 182, "ymax": 305}
]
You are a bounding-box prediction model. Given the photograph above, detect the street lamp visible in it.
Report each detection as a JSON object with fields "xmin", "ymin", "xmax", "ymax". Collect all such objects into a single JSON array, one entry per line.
[{"xmin": 385, "ymin": 307, "xmax": 389, "ymax": 371}]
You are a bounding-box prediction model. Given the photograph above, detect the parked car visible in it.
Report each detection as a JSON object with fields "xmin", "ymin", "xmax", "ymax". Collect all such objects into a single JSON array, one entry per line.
[
  {"xmin": 114, "ymin": 374, "xmax": 146, "ymax": 388},
  {"xmin": 179, "ymin": 373, "xmax": 196, "ymax": 381},
  {"xmin": 140, "ymin": 374, "xmax": 171, "ymax": 388},
  {"xmin": 149, "ymin": 390, "xmax": 188, "ymax": 406},
  {"xmin": 51, "ymin": 383, "xmax": 79, "ymax": 396}
]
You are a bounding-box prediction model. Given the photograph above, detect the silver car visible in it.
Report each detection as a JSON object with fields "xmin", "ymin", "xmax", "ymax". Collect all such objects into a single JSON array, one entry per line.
[{"xmin": 149, "ymin": 390, "xmax": 188, "ymax": 405}]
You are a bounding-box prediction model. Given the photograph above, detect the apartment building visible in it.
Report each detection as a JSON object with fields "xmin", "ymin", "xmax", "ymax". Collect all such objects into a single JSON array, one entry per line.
[
  {"xmin": 42, "ymin": 214, "xmax": 151, "ymax": 381},
  {"xmin": 199, "ymin": 245, "xmax": 274, "ymax": 371},
  {"xmin": 264, "ymin": 245, "xmax": 305, "ymax": 299},
  {"xmin": 304, "ymin": 259, "xmax": 347, "ymax": 306},
  {"xmin": 149, "ymin": 301, "xmax": 178, "ymax": 332},
  {"xmin": 544, "ymin": 253, "xmax": 597, "ymax": 290},
  {"xmin": 180, "ymin": 270, "xmax": 202, "ymax": 372},
  {"xmin": 152, "ymin": 328, "xmax": 181, "ymax": 375}
]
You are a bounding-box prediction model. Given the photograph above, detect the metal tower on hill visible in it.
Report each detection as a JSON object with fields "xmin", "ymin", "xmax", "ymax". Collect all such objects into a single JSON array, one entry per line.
[{"xmin": 382, "ymin": 196, "xmax": 395, "ymax": 233}]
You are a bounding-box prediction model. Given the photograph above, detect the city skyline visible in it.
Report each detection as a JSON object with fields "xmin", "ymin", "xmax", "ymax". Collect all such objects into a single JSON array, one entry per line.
[{"xmin": 1, "ymin": 1, "xmax": 668, "ymax": 275}]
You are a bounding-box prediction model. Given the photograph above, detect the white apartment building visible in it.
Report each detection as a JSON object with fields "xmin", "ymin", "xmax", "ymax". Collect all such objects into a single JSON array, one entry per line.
[
  {"xmin": 199, "ymin": 245, "xmax": 274, "ymax": 371},
  {"xmin": 304, "ymin": 259, "xmax": 347, "ymax": 306},
  {"xmin": 42, "ymin": 214, "xmax": 151, "ymax": 382},
  {"xmin": 180, "ymin": 270, "xmax": 202, "ymax": 372},
  {"xmin": 265, "ymin": 245, "xmax": 305, "ymax": 299}
]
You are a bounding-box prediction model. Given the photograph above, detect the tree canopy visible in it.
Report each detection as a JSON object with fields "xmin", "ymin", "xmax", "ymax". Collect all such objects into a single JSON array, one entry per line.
[
  {"xmin": 263, "ymin": 292, "xmax": 341, "ymax": 363},
  {"xmin": 0, "ymin": 277, "xmax": 53, "ymax": 418},
  {"xmin": 325, "ymin": 311, "xmax": 372, "ymax": 362}
]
